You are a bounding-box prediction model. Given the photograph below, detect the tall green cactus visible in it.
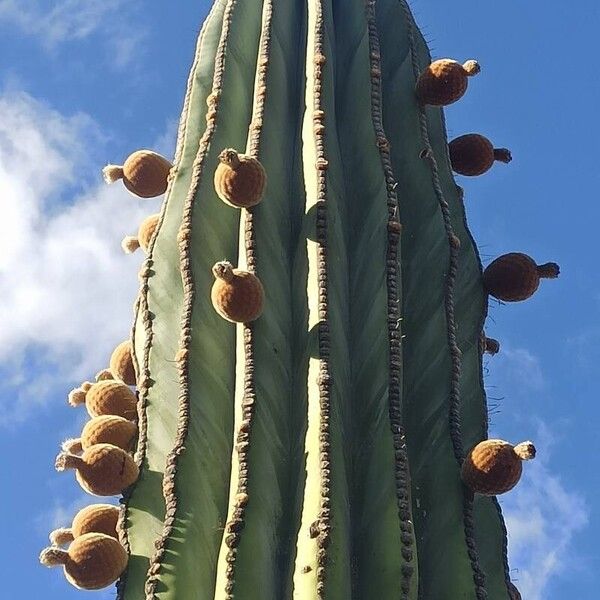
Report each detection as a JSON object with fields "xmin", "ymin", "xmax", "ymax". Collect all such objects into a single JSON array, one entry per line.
[{"xmin": 40, "ymin": 0, "xmax": 560, "ymax": 598}]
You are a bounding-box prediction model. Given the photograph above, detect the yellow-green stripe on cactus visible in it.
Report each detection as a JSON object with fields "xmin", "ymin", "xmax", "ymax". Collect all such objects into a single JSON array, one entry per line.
[{"xmin": 41, "ymin": 0, "xmax": 561, "ymax": 598}]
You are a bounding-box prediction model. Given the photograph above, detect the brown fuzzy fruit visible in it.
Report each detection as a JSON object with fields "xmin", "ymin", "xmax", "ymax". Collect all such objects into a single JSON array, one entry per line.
[
  {"xmin": 462, "ymin": 439, "xmax": 536, "ymax": 495},
  {"xmin": 40, "ymin": 532, "xmax": 127, "ymax": 590},
  {"xmin": 449, "ymin": 134, "xmax": 512, "ymax": 176},
  {"xmin": 415, "ymin": 59, "xmax": 480, "ymax": 106},
  {"xmin": 484, "ymin": 253, "xmax": 560, "ymax": 302},
  {"xmin": 69, "ymin": 380, "xmax": 137, "ymax": 420},
  {"xmin": 50, "ymin": 504, "xmax": 120, "ymax": 546},
  {"xmin": 109, "ymin": 340, "xmax": 136, "ymax": 386},
  {"xmin": 56, "ymin": 443, "xmax": 139, "ymax": 496},
  {"xmin": 211, "ymin": 261, "xmax": 265, "ymax": 323},
  {"xmin": 122, "ymin": 213, "xmax": 160, "ymax": 254},
  {"xmin": 103, "ymin": 150, "xmax": 172, "ymax": 198},
  {"xmin": 214, "ymin": 148, "xmax": 266, "ymax": 208},
  {"xmin": 63, "ymin": 415, "xmax": 137, "ymax": 453}
]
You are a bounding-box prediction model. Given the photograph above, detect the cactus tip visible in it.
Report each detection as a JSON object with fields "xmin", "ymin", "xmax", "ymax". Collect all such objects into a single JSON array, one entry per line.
[
  {"xmin": 514, "ymin": 441, "xmax": 536, "ymax": 461},
  {"xmin": 463, "ymin": 60, "xmax": 481, "ymax": 76},
  {"xmin": 121, "ymin": 236, "xmax": 140, "ymax": 254},
  {"xmin": 102, "ymin": 164, "xmax": 124, "ymax": 184}
]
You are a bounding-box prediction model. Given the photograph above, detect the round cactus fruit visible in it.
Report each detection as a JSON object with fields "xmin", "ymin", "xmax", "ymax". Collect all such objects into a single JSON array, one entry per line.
[
  {"xmin": 102, "ymin": 150, "xmax": 172, "ymax": 198},
  {"xmin": 461, "ymin": 439, "xmax": 536, "ymax": 495},
  {"xmin": 50, "ymin": 504, "xmax": 120, "ymax": 546},
  {"xmin": 483, "ymin": 252, "xmax": 560, "ymax": 302},
  {"xmin": 40, "ymin": 532, "xmax": 127, "ymax": 590},
  {"xmin": 214, "ymin": 148, "xmax": 266, "ymax": 208},
  {"xmin": 109, "ymin": 340, "xmax": 136, "ymax": 386},
  {"xmin": 211, "ymin": 261, "xmax": 265, "ymax": 323},
  {"xmin": 122, "ymin": 213, "xmax": 160, "ymax": 254},
  {"xmin": 55, "ymin": 443, "xmax": 139, "ymax": 496},
  {"xmin": 449, "ymin": 134, "xmax": 512, "ymax": 176},
  {"xmin": 69, "ymin": 380, "xmax": 137, "ymax": 420},
  {"xmin": 415, "ymin": 59, "xmax": 480, "ymax": 106},
  {"xmin": 63, "ymin": 415, "xmax": 137, "ymax": 453}
]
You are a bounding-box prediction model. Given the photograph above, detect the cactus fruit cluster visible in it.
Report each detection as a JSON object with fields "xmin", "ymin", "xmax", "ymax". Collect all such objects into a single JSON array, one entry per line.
[{"xmin": 41, "ymin": 0, "xmax": 560, "ymax": 598}]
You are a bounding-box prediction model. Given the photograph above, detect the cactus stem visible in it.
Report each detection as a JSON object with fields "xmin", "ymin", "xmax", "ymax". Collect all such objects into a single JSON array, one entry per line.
[
  {"xmin": 102, "ymin": 164, "xmax": 124, "ymax": 184},
  {"xmin": 514, "ymin": 442, "xmax": 536, "ymax": 461},
  {"xmin": 536, "ymin": 262, "xmax": 560, "ymax": 279},
  {"xmin": 462, "ymin": 60, "xmax": 481, "ymax": 76},
  {"xmin": 95, "ymin": 369, "xmax": 114, "ymax": 382},
  {"xmin": 39, "ymin": 547, "xmax": 69, "ymax": 567},
  {"xmin": 493, "ymin": 148, "xmax": 512, "ymax": 163},
  {"xmin": 121, "ymin": 236, "xmax": 140, "ymax": 254},
  {"xmin": 50, "ymin": 528, "xmax": 75, "ymax": 546}
]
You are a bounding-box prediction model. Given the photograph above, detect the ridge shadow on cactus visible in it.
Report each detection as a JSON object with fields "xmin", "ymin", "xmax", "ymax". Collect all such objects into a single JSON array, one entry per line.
[{"xmin": 40, "ymin": 0, "xmax": 560, "ymax": 597}]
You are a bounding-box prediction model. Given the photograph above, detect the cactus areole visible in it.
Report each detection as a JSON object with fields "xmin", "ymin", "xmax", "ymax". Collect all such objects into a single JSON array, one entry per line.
[{"xmin": 41, "ymin": 1, "xmax": 556, "ymax": 598}]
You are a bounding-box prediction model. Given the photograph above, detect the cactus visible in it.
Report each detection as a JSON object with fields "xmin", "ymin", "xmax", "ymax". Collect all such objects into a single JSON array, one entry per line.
[{"xmin": 40, "ymin": 0, "xmax": 560, "ymax": 597}]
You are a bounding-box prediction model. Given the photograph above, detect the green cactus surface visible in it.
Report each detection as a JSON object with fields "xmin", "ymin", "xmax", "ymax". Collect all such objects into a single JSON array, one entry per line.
[{"xmin": 52, "ymin": 0, "xmax": 536, "ymax": 598}]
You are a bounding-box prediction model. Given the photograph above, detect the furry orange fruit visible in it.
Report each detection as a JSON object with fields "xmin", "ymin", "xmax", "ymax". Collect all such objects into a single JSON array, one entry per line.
[
  {"xmin": 483, "ymin": 253, "xmax": 560, "ymax": 301},
  {"xmin": 449, "ymin": 134, "xmax": 512, "ymax": 176},
  {"xmin": 109, "ymin": 340, "xmax": 136, "ymax": 386},
  {"xmin": 211, "ymin": 261, "xmax": 264, "ymax": 323},
  {"xmin": 122, "ymin": 213, "xmax": 160, "ymax": 254},
  {"xmin": 50, "ymin": 504, "xmax": 120, "ymax": 546},
  {"xmin": 415, "ymin": 59, "xmax": 480, "ymax": 106},
  {"xmin": 214, "ymin": 148, "xmax": 266, "ymax": 208},
  {"xmin": 69, "ymin": 380, "xmax": 137, "ymax": 420},
  {"xmin": 63, "ymin": 415, "xmax": 137, "ymax": 454},
  {"xmin": 462, "ymin": 439, "xmax": 536, "ymax": 495},
  {"xmin": 103, "ymin": 150, "xmax": 172, "ymax": 198},
  {"xmin": 40, "ymin": 532, "xmax": 127, "ymax": 590},
  {"xmin": 56, "ymin": 443, "xmax": 139, "ymax": 496}
]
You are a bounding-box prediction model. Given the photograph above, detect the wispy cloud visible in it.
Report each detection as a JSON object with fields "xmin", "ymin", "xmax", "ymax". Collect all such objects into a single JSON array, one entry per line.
[
  {"xmin": 0, "ymin": 0, "xmax": 146, "ymax": 68},
  {"xmin": 501, "ymin": 421, "xmax": 589, "ymax": 599},
  {"xmin": 0, "ymin": 90, "xmax": 164, "ymax": 425}
]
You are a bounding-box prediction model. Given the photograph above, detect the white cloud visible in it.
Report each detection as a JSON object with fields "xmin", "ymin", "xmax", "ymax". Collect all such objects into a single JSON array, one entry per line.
[
  {"xmin": 502, "ymin": 421, "xmax": 588, "ymax": 599},
  {"xmin": 0, "ymin": 90, "xmax": 164, "ymax": 425},
  {"xmin": 0, "ymin": 0, "xmax": 145, "ymax": 68}
]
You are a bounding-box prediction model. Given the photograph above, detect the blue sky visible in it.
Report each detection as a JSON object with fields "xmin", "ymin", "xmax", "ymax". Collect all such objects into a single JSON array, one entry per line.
[{"xmin": 0, "ymin": 1, "xmax": 597, "ymax": 598}]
